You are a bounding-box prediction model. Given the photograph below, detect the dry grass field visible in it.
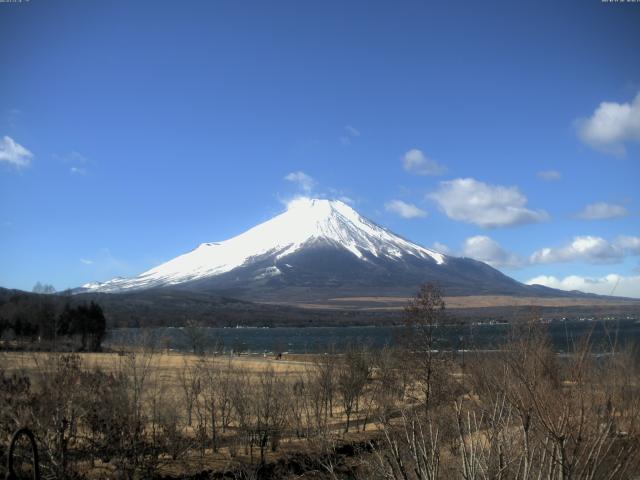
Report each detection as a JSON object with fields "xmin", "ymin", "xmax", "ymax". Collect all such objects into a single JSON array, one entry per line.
[
  {"xmin": 328, "ymin": 295, "xmax": 640, "ymax": 309},
  {"xmin": 0, "ymin": 349, "xmax": 384, "ymax": 478},
  {"xmin": 265, "ymin": 294, "xmax": 640, "ymax": 311},
  {"xmin": 0, "ymin": 350, "xmax": 312, "ymax": 377},
  {"xmin": 2, "ymin": 318, "xmax": 639, "ymax": 479}
]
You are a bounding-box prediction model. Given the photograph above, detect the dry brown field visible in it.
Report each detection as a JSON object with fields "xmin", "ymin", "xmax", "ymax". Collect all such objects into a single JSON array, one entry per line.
[
  {"xmin": 0, "ymin": 350, "xmax": 381, "ymax": 478},
  {"xmin": 331, "ymin": 295, "xmax": 640, "ymax": 308},
  {"xmin": 2, "ymin": 336, "xmax": 638, "ymax": 479},
  {"xmin": 0, "ymin": 350, "xmax": 312, "ymax": 376},
  {"xmin": 265, "ymin": 294, "xmax": 640, "ymax": 311}
]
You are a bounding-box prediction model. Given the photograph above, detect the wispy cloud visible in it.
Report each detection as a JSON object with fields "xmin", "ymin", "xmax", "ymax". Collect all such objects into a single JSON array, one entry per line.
[
  {"xmin": 0, "ymin": 136, "xmax": 33, "ymax": 168},
  {"xmin": 576, "ymin": 92, "xmax": 640, "ymax": 156},
  {"xmin": 402, "ymin": 149, "xmax": 445, "ymax": 176},
  {"xmin": 345, "ymin": 125, "xmax": 360, "ymax": 137},
  {"xmin": 340, "ymin": 125, "xmax": 361, "ymax": 145},
  {"xmin": 385, "ymin": 199, "xmax": 428, "ymax": 219},
  {"xmin": 575, "ymin": 202, "xmax": 628, "ymax": 220},
  {"xmin": 80, "ymin": 248, "xmax": 132, "ymax": 278},
  {"xmin": 284, "ymin": 171, "xmax": 316, "ymax": 192},
  {"xmin": 530, "ymin": 235, "xmax": 640, "ymax": 265},
  {"xmin": 431, "ymin": 242, "xmax": 452, "ymax": 255},
  {"xmin": 3, "ymin": 108, "xmax": 21, "ymax": 128},
  {"xmin": 326, "ymin": 187, "xmax": 357, "ymax": 205},
  {"xmin": 537, "ymin": 170, "xmax": 561, "ymax": 181},
  {"xmin": 429, "ymin": 178, "xmax": 549, "ymax": 228},
  {"xmin": 526, "ymin": 274, "xmax": 640, "ymax": 298},
  {"xmin": 54, "ymin": 151, "xmax": 90, "ymax": 175}
]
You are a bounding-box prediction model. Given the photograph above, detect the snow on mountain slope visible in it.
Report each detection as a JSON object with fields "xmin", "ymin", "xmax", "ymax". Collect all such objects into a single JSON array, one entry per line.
[{"xmin": 82, "ymin": 198, "xmax": 446, "ymax": 293}]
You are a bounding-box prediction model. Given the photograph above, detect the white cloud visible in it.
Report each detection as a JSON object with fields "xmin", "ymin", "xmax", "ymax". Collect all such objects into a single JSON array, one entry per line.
[
  {"xmin": 462, "ymin": 235, "xmax": 523, "ymax": 269},
  {"xmin": 402, "ymin": 149, "xmax": 446, "ymax": 176},
  {"xmin": 537, "ymin": 170, "xmax": 561, "ymax": 181},
  {"xmin": 526, "ymin": 274, "xmax": 640, "ymax": 299},
  {"xmin": 385, "ymin": 199, "xmax": 428, "ymax": 219},
  {"xmin": 576, "ymin": 202, "xmax": 628, "ymax": 220},
  {"xmin": 0, "ymin": 136, "xmax": 33, "ymax": 168},
  {"xmin": 429, "ymin": 178, "xmax": 549, "ymax": 228},
  {"xmin": 530, "ymin": 236, "xmax": 615, "ymax": 264},
  {"xmin": 284, "ymin": 171, "xmax": 316, "ymax": 192},
  {"xmin": 70, "ymin": 166, "xmax": 87, "ymax": 175},
  {"xmin": 576, "ymin": 92, "xmax": 640, "ymax": 155},
  {"xmin": 80, "ymin": 258, "xmax": 94, "ymax": 265},
  {"xmin": 530, "ymin": 235, "xmax": 640, "ymax": 264}
]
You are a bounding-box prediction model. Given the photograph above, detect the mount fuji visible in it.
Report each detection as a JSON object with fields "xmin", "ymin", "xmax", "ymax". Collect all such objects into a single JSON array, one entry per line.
[{"xmin": 79, "ymin": 198, "xmax": 573, "ymax": 301}]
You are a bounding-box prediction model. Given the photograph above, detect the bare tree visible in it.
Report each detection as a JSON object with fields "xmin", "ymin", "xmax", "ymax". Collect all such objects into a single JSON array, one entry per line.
[
  {"xmin": 178, "ymin": 358, "xmax": 201, "ymax": 427},
  {"xmin": 183, "ymin": 319, "xmax": 206, "ymax": 354},
  {"xmin": 304, "ymin": 363, "xmax": 332, "ymax": 439},
  {"xmin": 337, "ymin": 346, "xmax": 370, "ymax": 433},
  {"xmin": 314, "ymin": 352, "xmax": 338, "ymax": 422},
  {"xmin": 31, "ymin": 354, "xmax": 84, "ymax": 478},
  {"xmin": 465, "ymin": 322, "xmax": 640, "ymax": 480},
  {"xmin": 372, "ymin": 407, "xmax": 442, "ymax": 480},
  {"xmin": 404, "ymin": 283, "xmax": 446, "ymax": 414},
  {"xmin": 373, "ymin": 346, "xmax": 405, "ymax": 423},
  {"xmin": 253, "ymin": 366, "xmax": 290, "ymax": 463},
  {"xmin": 230, "ymin": 368, "xmax": 253, "ymax": 458},
  {"xmin": 196, "ymin": 354, "xmax": 233, "ymax": 452}
]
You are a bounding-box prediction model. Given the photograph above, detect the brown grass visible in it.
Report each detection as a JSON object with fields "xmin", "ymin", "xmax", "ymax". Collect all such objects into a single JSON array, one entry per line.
[
  {"xmin": 306, "ymin": 295, "xmax": 640, "ymax": 309},
  {"xmin": 0, "ymin": 350, "xmax": 312, "ymax": 380}
]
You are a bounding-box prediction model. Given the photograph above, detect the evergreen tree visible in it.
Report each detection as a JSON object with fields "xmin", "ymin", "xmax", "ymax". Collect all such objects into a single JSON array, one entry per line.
[{"xmin": 87, "ymin": 302, "xmax": 106, "ymax": 351}]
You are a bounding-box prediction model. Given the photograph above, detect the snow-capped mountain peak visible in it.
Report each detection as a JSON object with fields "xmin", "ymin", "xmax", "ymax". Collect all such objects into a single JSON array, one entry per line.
[{"xmin": 81, "ymin": 197, "xmax": 446, "ymax": 293}]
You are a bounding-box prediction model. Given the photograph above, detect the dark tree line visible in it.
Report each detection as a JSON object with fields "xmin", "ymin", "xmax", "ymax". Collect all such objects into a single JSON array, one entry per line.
[
  {"xmin": 57, "ymin": 302, "xmax": 107, "ymax": 350},
  {"xmin": 0, "ymin": 293, "xmax": 106, "ymax": 351}
]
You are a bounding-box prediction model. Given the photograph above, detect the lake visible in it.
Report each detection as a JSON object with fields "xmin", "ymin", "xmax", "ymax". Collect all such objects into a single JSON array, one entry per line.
[{"xmin": 105, "ymin": 318, "xmax": 640, "ymax": 354}]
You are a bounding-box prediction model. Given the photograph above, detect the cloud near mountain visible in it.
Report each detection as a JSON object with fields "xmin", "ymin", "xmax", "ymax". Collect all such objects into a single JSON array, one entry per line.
[{"xmin": 429, "ymin": 178, "xmax": 549, "ymax": 228}]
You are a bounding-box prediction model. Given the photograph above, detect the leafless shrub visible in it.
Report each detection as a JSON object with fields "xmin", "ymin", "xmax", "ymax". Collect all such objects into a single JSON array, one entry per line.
[
  {"xmin": 461, "ymin": 322, "xmax": 640, "ymax": 480},
  {"xmin": 253, "ymin": 366, "xmax": 291, "ymax": 463},
  {"xmin": 371, "ymin": 407, "xmax": 442, "ymax": 480},
  {"xmin": 337, "ymin": 346, "xmax": 371, "ymax": 433},
  {"xmin": 178, "ymin": 358, "xmax": 201, "ymax": 427},
  {"xmin": 403, "ymin": 284, "xmax": 448, "ymax": 414}
]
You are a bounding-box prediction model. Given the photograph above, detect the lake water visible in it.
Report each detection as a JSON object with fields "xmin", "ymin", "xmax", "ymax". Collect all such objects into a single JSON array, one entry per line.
[{"xmin": 105, "ymin": 319, "xmax": 640, "ymax": 354}]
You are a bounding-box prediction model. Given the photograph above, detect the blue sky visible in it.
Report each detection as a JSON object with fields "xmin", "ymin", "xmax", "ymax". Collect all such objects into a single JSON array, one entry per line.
[{"xmin": 1, "ymin": 0, "xmax": 639, "ymax": 297}]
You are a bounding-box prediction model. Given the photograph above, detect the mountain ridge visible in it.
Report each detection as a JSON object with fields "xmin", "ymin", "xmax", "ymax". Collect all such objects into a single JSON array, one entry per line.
[
  {"xmin": 80, "ymin": 198, "xmax": 447, "ymax": 293},
  {"xmin": 77, "ymin": 198, "xmax": 609, "ymax": 301}
]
